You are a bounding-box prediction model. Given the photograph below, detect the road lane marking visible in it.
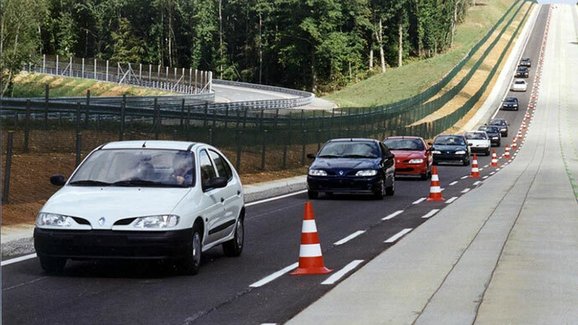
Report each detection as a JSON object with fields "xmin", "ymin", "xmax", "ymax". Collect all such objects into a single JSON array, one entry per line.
[
  {"xmin": 246, "ymin": 190, "xmax": 308, "ymax": 207},
  {"xmin": 249, "ymin": 262, "xmax": 298, "ymax": 288},
  {"xmin": 1, "ymin": 253, "xmax": 37, "ymax": 266},
  {"xmin": 382, "ymin": 210, "xmax": 404, "ymax": 221},
  {"xmin": 449, "ymin": 181, "xmax": 458, "ymax": 186},
  {"xmin": 483, "ymin": 176, "xmax": 489, "ymax": 179},
  {"xmin": 490, "ymin": 171, "xmax": 496, "ymax": 175},
  {"xmin": 461, "ymin": 188, "xmax": 471, "ymax": 193},
  {"xmin": 445, "ymin": 197, "xmax": 458, "ymax": 204},
  {"xmin": 422, "ymin": 209, "xmax": 440, "ymax": 219},
  {"xmin": 473, "ymin": 181, "xmax": 482, "ymax": 186},
  {"xmin": 461, "ymin": 175, "xmax": 469, "ymax": 179},
  {"xmin": 334, "ymin": 231, "xmax": 366, "ymax": 246},
  {"xmin": 321, "ymin": 260, "xmax": 364, "ymax": 285},
  {"xmin": 483, "ymin": 164, "xmax": 489, "ymax": 168},
  {"xmin": 385, "ymin": 228, "xmax": 413, "ymax": 243},
  {"xmin": 413, "ymin": 198, "xmax": 426, "ymax": 205}
]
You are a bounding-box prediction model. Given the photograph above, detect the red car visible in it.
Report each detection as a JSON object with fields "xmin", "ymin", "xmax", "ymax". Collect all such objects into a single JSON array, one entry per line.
[{"xmin": 383, "ymin": 136, "xmax": 432, "ymax": 180}]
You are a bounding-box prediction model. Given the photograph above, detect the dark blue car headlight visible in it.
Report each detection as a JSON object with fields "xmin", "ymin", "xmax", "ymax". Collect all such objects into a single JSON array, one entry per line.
[
  {"xmin": 355, "ymin": 170, "xmax": 378, "ymax": 177},
  {"xmin": 308, "ymin": 169, "xmax": 327, "ymax": 176}
]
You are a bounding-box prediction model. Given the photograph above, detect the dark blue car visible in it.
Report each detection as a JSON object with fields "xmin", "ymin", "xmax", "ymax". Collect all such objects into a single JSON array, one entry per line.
[{"xmin": 306, "ymin": 138, "xmax": 395, "ymax": 199}]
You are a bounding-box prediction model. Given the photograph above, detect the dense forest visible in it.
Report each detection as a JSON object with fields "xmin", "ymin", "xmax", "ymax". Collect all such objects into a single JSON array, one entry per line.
[{"xmin": 1, "ymin": 0, "xmax": 472, "ymax": 96}]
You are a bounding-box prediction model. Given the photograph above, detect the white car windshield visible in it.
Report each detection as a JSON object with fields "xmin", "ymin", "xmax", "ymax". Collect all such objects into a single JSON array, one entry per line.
[{"xmin": 69, "ymin": 149, "xmax": 195, "ymax": 187}]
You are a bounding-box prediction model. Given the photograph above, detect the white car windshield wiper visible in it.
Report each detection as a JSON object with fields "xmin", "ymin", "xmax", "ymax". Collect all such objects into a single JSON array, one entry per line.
[
  {"xmin": 111, "ymin": 179, "xmax": 182, "ymax": 187},
  {"xmin": 68, "ymin": 180, "xmax": 112, "ymax": 186}
]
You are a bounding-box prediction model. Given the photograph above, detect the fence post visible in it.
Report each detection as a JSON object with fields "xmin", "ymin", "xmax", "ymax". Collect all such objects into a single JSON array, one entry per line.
[
  {"xmin": 2, "ymin": 131, "xmax": 14, "ymax": 204},
  {"xmin": 180, "ymin": 98, "xmax": 185, "ymax": 130},
  {"xmin": 119, "ymin": 95, "xmax": 126, "ymax": 140},
  {"xmin": 44, "ymin": 84, "xmax": 49, "ymax": 129},
  {"xmin": 283, "ymin": 113, "xmax": 292, "ymax": 169},
  {"xmin": 85, "ymin": 90, "xmax": 91, "ymax": 127},
  {"xmin": 154, "ymin": 97, "xmax": 160, "ymax": 140},
  {"xmin": 76, "ymin": 132, "xmax": 82, "ymax": 167},
  {"xmin": 203, "ymin": 103, "xmax": 209, "ymax": 127},
  {"xmin": 261, "ymin": 129, "xmax": 267, "ymax": 170},
  {"xmin": 24, "ymin": 100, "xmax": 30, "ymax": 153},
  {"xmin": 235, "ymin": 130, "xmax": 242, "ymax": 172}
]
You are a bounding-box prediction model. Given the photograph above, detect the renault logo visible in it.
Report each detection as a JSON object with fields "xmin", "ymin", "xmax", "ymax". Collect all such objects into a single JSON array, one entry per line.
[
  {"xmin": 339, "ymin": 170, "xmax": 344, "ymax": 176},
  {"xmin": 98, "ymin": 217, "xmax": 106, "ymax": 226}
]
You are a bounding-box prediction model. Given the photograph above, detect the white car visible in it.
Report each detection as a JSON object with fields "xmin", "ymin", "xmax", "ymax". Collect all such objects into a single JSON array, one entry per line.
[
  {"xmin": 464, "ymin": 131, "xmax": 491, "ymax": 156},
  {"xmin": 510, "ymin": 79, "xmax": 527, "ymax": 92},
  {"xmin": 34, "ymin": 140, "xmax": 245, "ymax": 275}
]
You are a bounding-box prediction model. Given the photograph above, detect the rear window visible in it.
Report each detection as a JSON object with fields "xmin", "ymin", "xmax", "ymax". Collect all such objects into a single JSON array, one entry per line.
[{"xmin": 383, "ymin": 138, "xmax": 425, "ymax": 150}]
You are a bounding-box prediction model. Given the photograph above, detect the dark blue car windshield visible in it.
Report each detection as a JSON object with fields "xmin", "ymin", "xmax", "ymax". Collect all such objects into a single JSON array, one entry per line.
[{"xmin": 318, "ymin": 142, "xmax": 380, "ymax": 158}]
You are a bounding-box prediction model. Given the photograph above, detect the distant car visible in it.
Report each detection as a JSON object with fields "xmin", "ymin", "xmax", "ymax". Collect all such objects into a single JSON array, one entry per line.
[
  {"xmin": 501, "ymin": 96, "xmax": 519, "ymax": 111},
  {"xmin": 430, "ymin": 134, "xmax": 470, "ymax": 166},
  {"xmin": 478, "ymin": 125, "xmax": 502, "ymax": 146},
  {"xmin": 515, "ymin": 66, "xmax": 529, "ymax": 78},
  {"xmin": 511, "ymin": 79, "xmax": 528, "ymax": 92},
  {"xmin": 489, "ymin": 117, "xmax": 509, "ymax": 137},
  {"xmin": 519, "ymin": 57, "xmax": 531, "ymax": 67},
  {"xmin": 34, "ymin": 140, "xmax": 245, "ymax": 275},
  {"xmin": 464, "ymin": 131, "xmax": 491, "ymax": 156},
  {"xmin": 383, "ymin": 136, "xmax": 432, "ymax": 180},
  {"xmin": 307, "ymin": 138, "xmax": 395, "ymax": 199}
]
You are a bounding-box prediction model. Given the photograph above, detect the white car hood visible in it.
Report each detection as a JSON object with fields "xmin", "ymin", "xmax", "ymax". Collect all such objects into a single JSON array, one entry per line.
[
  {"xmin": 467, "ymin": 139, "xmax": 490, "ymax": 147},
  {"xmin": 40, "ymin": 186, "xmax": 190, "ymax": 229}
]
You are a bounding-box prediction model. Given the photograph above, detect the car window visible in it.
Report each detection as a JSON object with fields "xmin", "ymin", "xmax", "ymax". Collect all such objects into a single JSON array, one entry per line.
[
  {"xmin": 208, "ymin": 149, "xmax": 232, "ymax": 181},
  {"xmin": 318, "ymin": 141, "xmax": 379, "ymax": 158},
  {"xmin": 434, "ymin": 136, "xmax": 465, "ymax": 146},
  {"xmin": 383, "ymin": 139, "xmax": 424, "ymax": 150},
  {"xmin": 199, "ymin": 150, "xmax": 217, "ymax": 186}
]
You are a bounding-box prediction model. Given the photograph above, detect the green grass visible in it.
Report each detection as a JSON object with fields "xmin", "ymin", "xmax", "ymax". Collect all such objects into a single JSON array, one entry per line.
[{"xmin": 325, "ymin": 0, "xmax": 516, "ymax": 108}]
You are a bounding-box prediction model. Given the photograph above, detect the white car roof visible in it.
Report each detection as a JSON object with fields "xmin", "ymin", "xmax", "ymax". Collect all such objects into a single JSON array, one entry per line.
[{"xmin": 100, "ymin": 140, "xmax": 200, "ymax": 151}]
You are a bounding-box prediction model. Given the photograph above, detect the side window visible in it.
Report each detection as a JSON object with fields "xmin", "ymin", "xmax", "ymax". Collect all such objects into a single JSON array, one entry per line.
[
  {"xmin": 208, "ymin": 150, "xmax": 232, "ymax": 181},
  {"xmin": 199, "ymin": 150, "xmax": 217, "ymax": 186}
]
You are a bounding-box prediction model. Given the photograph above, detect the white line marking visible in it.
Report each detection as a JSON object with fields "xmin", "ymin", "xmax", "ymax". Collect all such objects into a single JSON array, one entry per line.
[
  {"xmin": 249, "ymin": 262, "xmax": 298, "ymax": 287},
  {"xmin": 490, "ymin": 171, "xmax": 496, "ymax": 175},
  {"xmin": 1, "ymin": 253, "xmax": 37, "ymax": 266},
  {"xmin": 413, "ymin": 198, "xmax": 426, "ymax": 205},
  {"xmin": 461, "ymin": 175, "xmax": 469, "ymax": 179},
  {"xmin": 334, "ymin": 231, "xmax": 365, "ymax": 246},
  {"xmin": 385, "ymin": 228, "xmax": 413, "ymax": 243},
  {"xmin": 246, "ymin": 190, "xmax": 308, "ymax": 207},
  {"xmin": 461, "ymin": 188, "xmax": 471, "ymax": 193},
  {"xmin": 445, "ymin": 197, "xmax": 458, "ymax": 204},
  {"xmin": 483, "ymin": 164, "xmax": 489, "ymax": 168},
  {"xmin": 449, "ymin": 181, "xmax": 458, "ymax": 186},
  {"xmin": 483, "ymin": 176, "xmax": 489, "ymax": 179},
  {"xmin": 321, "ymin": 260, "xmax": 364, "ymax": 285},
  {"xmin": 422, "ymin": 209, "xmax": 440, "ymax": 219},
  {"xmin": 382, "ymin": 210, "xmax": 404, "ymax": 221},
  {"xmin": 473, "ymin": 181, "xmax": 482, "ymax": 186}
]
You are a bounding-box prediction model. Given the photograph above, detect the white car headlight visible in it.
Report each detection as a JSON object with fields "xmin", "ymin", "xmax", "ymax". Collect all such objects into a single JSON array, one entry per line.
[
  {"xmin": 132, "ymin": 215, "xmax": 179, "ymax": 229},
  {"xmin": 36, "ymin": 213, "xmax": 74, "ymax": 227},
  {"xmin": 432, "ymin": 150, "xmax": 441, "ymax": 154},
  {"xmin": 455, "ymin": 150, "xmax": 467, "ymax": 155},
  {"xmin": 408, "ymin": 159, "xmax": 424, "ymax": 164},
  {"xmin": 308, "ymin": 169, "xmax": 327, "ymax": 176},
  {"xmin": 492, "ymin": 136, "xmax": 499, "ymax": 140},
  {"xmin": 355, "ymin": 170, "xmax": 378, "ymax": 177}
]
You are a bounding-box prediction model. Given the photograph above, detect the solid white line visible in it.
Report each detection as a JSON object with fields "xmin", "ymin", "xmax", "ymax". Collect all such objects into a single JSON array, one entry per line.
[
  {"xmin": 422, "ymin": 209, "xmax": 440, "ymax": 219},
  {"xmin": 334, "ymin": 231, "xmax": 365, "ymax": 246},
  {"xmin": 445, "ymin": 197, "xmax": 458, "ymax": 204},
  {"xmin": 461, "ymin": 188, "xmax": 471, "ymax": 193},
  {"xmin": 449, "ymin": 181, "xmax": 458, "ymax": 186},
  {"xmin": 382, "ymin": 210, "xmax": 404, "ymax": 221},
  {"xmin": 413, "ymin": 198, "xmax": 426, "ymax": 205},
  {"xmin": 249, "ymin": 262, "xmax": 298, "ymax": 288},
  {"xmin": 245, "ymin": 190, "xmax": 308, "ymax": 207},
  {"xmin": 321, "ymin": 260, "xmax": 364, "ymax": 285},
  {"xmin": 1, "ymin": 253, "xmax": 37, "ymax": 266},
  {"xmin": 461, "ymin": 175, "xmax": 469, "ymax": 179},
  {"xmin": 385, "ymin": 228, "xmax": 413, "ymax": 243},
  {"xmin": 473, "ymin": 181, "xmax": 482, "ymax": 186}
]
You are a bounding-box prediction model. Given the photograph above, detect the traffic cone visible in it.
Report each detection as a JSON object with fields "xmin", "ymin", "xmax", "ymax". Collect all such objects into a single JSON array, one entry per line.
[
  {"xmin": 291, "ymin": 201, "xmax": 332, "ymax": 275},
  {"xmin": 427, "ymin": 166, "xmax": 444, "ymax": 201},
  {"xmin": 470, "ymin": 153, "xmax": 480, "ymax": 178},
  {"xmin": 504, "ymin": 145, "xmax": 511, "ymax": 159},
  {"xmin": 491, "ymin": 150, "xmax": 499, "ymax": 168}
]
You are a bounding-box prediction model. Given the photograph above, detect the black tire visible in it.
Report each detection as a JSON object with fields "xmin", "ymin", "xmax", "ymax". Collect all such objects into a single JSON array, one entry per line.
[
  {"xmin": 385, "ymin": 177, "xmax": 395, "ymax": 196},
  {"xmin": 373, "ymin": 179, "xmax": 385, "ymax": 200},
  {"xmin": 308, "ymin": 190, "xmax": 319, "ymax": 200},
  {"xmin": 39, "ymin": 255, "xmax": 66, "ymax": 274},
  {"xmin": 463, "ymin": 158, "xmax": 470, "ymax": 166},
  {"xmin": 223, "ymin": 216, "xmax": 244, "ymax": 257},
  {"xmin": 181, "ymin": 223, "xmax": 203, "ymax": 275},
  {"xmin": 486, "ymin": 149, "xmax": 491, "ymax": 156}
]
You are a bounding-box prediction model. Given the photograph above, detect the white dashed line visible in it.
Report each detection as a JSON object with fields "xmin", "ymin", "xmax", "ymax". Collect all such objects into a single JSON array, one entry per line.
[
  {"xmin": 483, "ymin": 175, "xmax": 489, "ymax": 179},
  {"xmin": 1, "ymin": 253, "xmax": 37, "ymax": 266},
  {"xmin": 461, "ymin": 175, "xmax": 469, "ymax": 179},
  {"xmin": 490, "ymin": 171, "xmax": 496, "ymax": 175},
  {"xmin": 473, "ymin": 181, "xmax": 482, "ymax": 186},
  {"xmin": 334, "ymin": 231, "xmax": 366, "ymax": 246},
  {"xmin": 422, "ymin": 209, "xmax": 440, "ymax": 219},
  {"xmin": 321, "ymin": 260, "xmax": 364, "ymax": 285},
  {"xmin": 382, "ymin": 210, "xmax": 404, "ymax": 221},
  {"xmin": 461, "ymin": 188, "xmax": 471, "ymax": 193},
  {"xmin": 449, "ymin": 181, "xmax": 458, "ymax": 186},
  {"xmin": 413, "ymin": 198, "xmax": 426, "ymax": 205},
  {"xmin": 249, "ymin": 262, "xmax": 298, "ymax": 288},
  {"xmin": 385, "ymin": 228, "xmax": 413, "ymax": 243},
  {"xmin": 445, "ymin": 197, "xmax": 458, "ymax": 204},
  {"xmin": 246, "ymin": 190, "xmax": 308, "ymax": 207}
]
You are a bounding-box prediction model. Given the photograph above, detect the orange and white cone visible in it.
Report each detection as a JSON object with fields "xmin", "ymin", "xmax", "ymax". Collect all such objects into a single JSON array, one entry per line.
[
  {"xmin": 291, "ymin": 202, "xmax": 332, "ymax": 275},
  {"xmin": 504, "ymin": 145, "xmax": 511, "ymax": 159},
  {"xmin": 470, "ymin": 153, "xmax": 480, "ymax": 178},
  {"xmin": 427, "ymin": 166, "xmax": 444, "ymax": 201},
  {"xmin": 491, "ymin": 150, "xmax": 499, "ymax": 168}
]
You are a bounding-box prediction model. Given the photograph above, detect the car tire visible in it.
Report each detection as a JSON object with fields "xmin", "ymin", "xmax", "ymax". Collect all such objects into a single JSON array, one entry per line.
[
  {"xmin": 223, "ymin": 216, "xmax": 244, "ymax": 257},
  {"xmin": 385, "ymin": 178, "xmax": 395, "ymax": 196},
  {"xmin": 463, "ymin": 158, "xmax": 470, "ymax": 166},
  {"xmin": 373, "ymin": 179, "xmax": 385, "ymax": 200},
  {"xmin": 486, "ymin": 149, "xmax": 491, "ymax": 156},
  {"xmin": 308, "ymin": 190, "xmax": 318, "ymax": 200},
  {"xmin": 39, "ymin": 255, "xmax": 66, "ymax": 274},
  {"xmin": 181, "ymin": 223, "xmax": 203, "ymax": 275}
]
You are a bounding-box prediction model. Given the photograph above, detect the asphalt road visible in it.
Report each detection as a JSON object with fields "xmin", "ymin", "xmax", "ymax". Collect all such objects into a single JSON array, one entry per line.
[{"xmin": 1, "ymin": 6, "xmax": 547, "ymax": 325}]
